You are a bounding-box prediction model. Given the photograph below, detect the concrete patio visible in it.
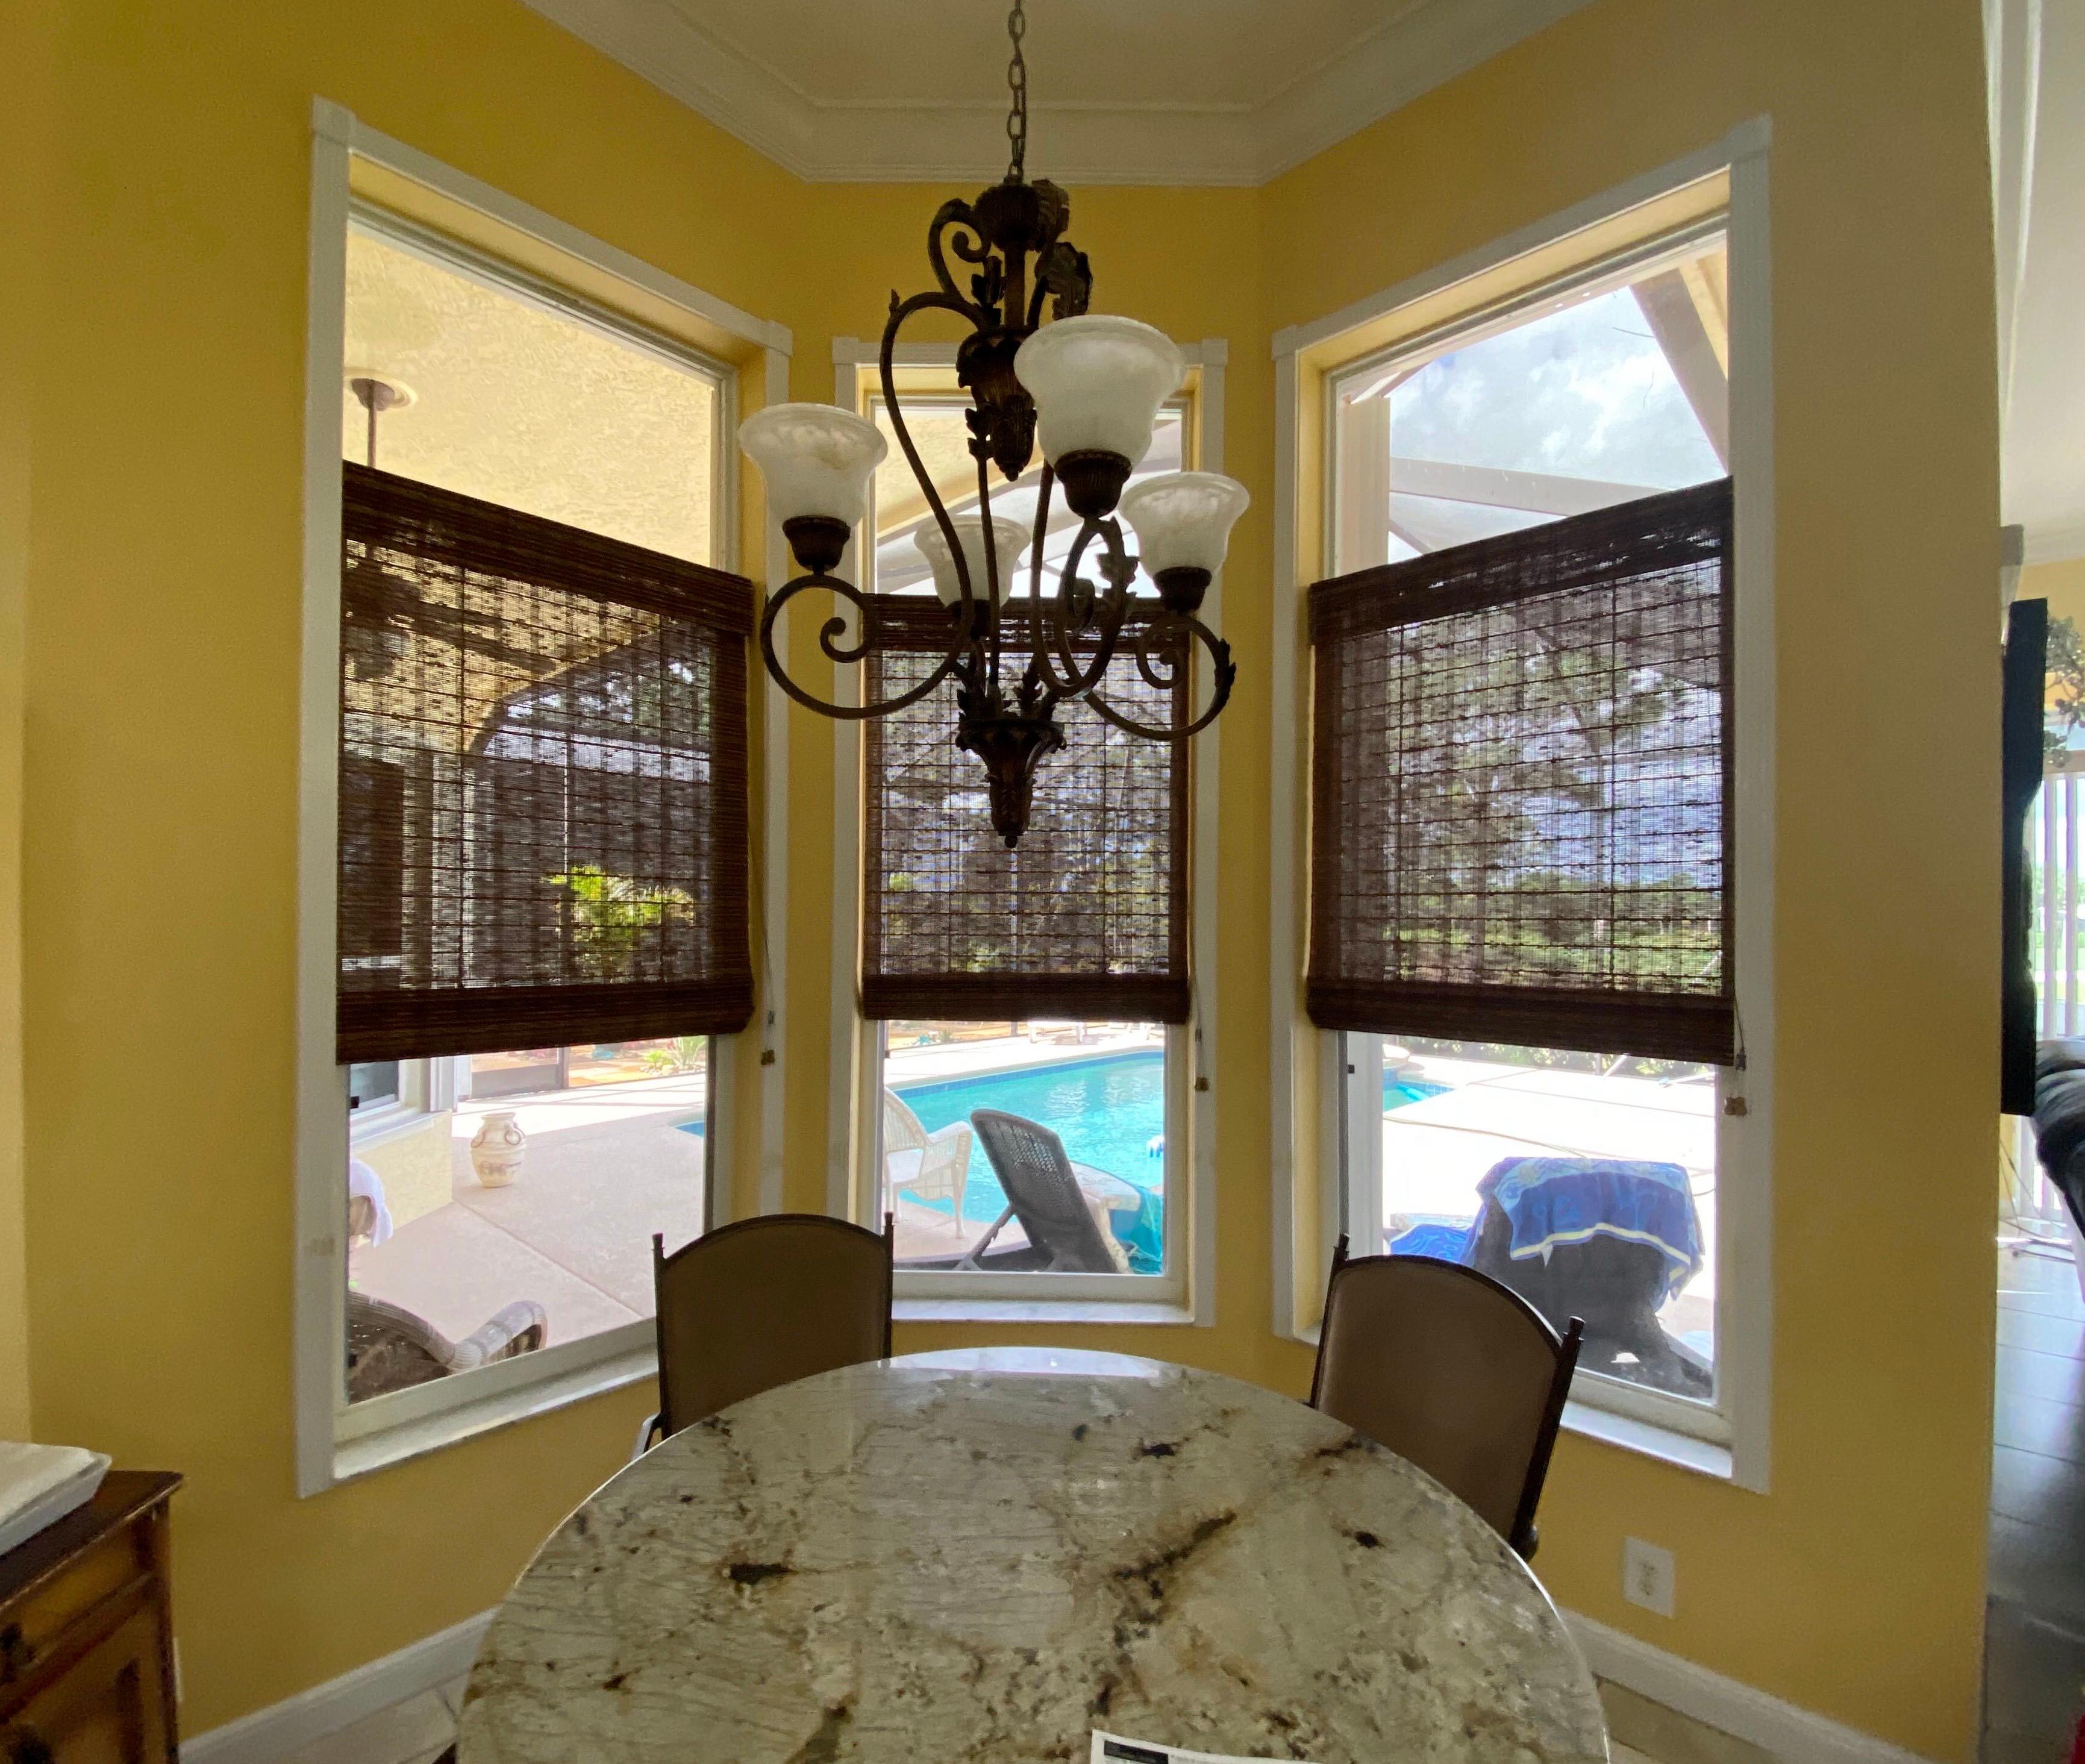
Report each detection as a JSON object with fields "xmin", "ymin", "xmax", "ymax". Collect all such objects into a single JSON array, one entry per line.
[{"xmin": 348, "ymin": 1070, "xmax": 708, "ymax": 1350}]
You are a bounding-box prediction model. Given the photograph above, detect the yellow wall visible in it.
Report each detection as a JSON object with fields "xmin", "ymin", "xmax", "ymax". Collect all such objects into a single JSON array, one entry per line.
[
  {"xmin": 0, "ymin": 0, "xmax": 54, "ymax": 1451},
  {"xmin": 2025, "ymin": 556, "xmax": 2085, "ymax": 627},
  {"xmin": 7, "ymin": 0, "xmax": 804, "ymax": 1733},
  {"xmin": 1260, "ymin": 1, "xmax": 1998, "ymax": 1752},
  {"xmin": 5, "ymin": 0, "xmax": 1998, "ymax": 1753}
]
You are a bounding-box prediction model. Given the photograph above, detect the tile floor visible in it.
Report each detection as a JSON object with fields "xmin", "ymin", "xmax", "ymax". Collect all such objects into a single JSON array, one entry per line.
[
  {"xmin": 283, "ymin": 1678, "xmax": 463, "ymax": 1764},
  {"xmin": 1986, "ymin": 1243, "xmax": 2085, "ymax": 1764}
]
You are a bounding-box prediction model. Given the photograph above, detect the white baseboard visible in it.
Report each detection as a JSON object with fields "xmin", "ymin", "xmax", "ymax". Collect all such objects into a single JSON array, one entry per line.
[
  {"xmin": 179, "ymin": 1601, "xmax": 1943, "ymax": 1764},
  {"xmin": 182, "ymin": 1610, "xmax": 493, "ymax": 1764},
  {"xmin": 1567, "ymin": 1611, "xmax": 1947, "ymax": 1764}
]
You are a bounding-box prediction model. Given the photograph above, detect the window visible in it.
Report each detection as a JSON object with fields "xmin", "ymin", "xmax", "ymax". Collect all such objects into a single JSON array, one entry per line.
[
  {"xmin": 330, "ymin": 208, "xmax": 749, "ymax": 1431},
  {"xmin": 1314, "ymin": 217, "xmax": 1755, "ymax": 1440},
  {"xmin": 846, "ymin": 375, "xmax": 1199, "ymax": 1304}
]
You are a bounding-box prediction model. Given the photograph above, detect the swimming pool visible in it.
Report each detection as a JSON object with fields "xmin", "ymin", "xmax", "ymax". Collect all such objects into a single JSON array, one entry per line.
[
  {"xmin": 896, "ymin": 1051, "xmax": 1166, "ymax": 1240},
  {"xmin": 876, "ymin": 1052, "xmax": 1449, "ymax": 1272}
]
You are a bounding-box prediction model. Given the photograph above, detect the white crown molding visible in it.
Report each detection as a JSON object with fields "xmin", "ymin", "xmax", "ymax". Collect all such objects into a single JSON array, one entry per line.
[{"xmin": 521, "ymin": 0, "xmax": 1594, "ymax": 187}]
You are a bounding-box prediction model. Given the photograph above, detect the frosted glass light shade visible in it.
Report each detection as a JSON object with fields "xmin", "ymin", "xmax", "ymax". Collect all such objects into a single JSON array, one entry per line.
[
  {"xmin": 738, "ymin": 403, "xmax": 887, "ymax": 527},
  {"xmin": 1118, "ymin": 472, "xmax": 1251, "ymax": 576},
  {"xmin": 914, "ymin": 514, "xmax": 1031, "ymax": 610},
  {"xmin": 1013, "ymin": 316, "xmax": 1184, "ymax": 469}
]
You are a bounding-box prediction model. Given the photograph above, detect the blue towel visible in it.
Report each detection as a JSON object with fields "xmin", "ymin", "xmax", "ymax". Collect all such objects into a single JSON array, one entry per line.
[
  {"xmin": 1110, "ymin": 1189, "xmax": 1165, "ymax": 1275},
  {"xmin": 1477, "ymin": 1157, "xmax": 1704, "ymax": 1302}
]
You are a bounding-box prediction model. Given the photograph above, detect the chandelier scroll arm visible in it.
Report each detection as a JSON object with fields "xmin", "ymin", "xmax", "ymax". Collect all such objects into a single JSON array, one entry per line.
[
  {"xmin": 1027, "ymin": 514, "xmax": 1132, "ymax": 698},
  {"xmin": 880, "ymin": 289, "xmax": 990, "ymax": 637},
  {"xmin": 1081, "ymin": 611, "xmax": 1236, "ymax": 742},
  {"xmin": 758, "ymin": 569, "xmax": 968, "ymax": 721},
  {"xmin": 925, "ymin": 202, "xmax": 995, "ymax": 314}
]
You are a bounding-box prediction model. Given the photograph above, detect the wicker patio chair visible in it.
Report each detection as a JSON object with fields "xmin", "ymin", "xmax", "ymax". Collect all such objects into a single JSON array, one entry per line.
[
  {"xmin": 344, "ymin": 1290, "xmax": 548, "ymax": 1403},
  {"xmin": 1310, "ymin": 1236, "xmax": 1581, "ymax": 1559},
  {"xmin": 961, "ymin": 1110, "xmax": 1125, "ymax": 1274},
  {"xmin": 883, "ymin": 1089, "xmax": 972, "ymax": 1237}
]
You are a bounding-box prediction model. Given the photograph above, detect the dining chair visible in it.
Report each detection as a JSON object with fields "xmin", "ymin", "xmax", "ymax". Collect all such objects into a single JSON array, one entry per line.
[
  {"xmin": 637, "ymin": 1213, "xmax": 894, "ymax": 1454},
  {"xmin": 1309, "ymin": 1236, "xmax": 1582, "ymax": 1558}
]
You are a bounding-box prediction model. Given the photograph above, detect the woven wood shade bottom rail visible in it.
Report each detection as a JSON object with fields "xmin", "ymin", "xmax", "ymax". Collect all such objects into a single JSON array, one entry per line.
[{"xmin": 1304, "ymin": 978, "xmax": 1734, "ymax": 1068}]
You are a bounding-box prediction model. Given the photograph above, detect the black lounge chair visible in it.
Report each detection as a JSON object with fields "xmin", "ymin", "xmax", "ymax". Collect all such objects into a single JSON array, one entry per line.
[
  {"xmin": 960, "ymin": 1110, "xmax": 1124, "ymax": 1274},
  {"xmin": 1465, "ymin": 1198, "xmax": 1710, "ymax": 1398}
]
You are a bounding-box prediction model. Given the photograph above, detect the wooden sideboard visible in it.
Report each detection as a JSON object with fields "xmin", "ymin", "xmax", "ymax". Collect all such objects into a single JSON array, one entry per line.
[{"xmin": 0, "ymin": 1473, "xmax": 181, "ymax": 1764}]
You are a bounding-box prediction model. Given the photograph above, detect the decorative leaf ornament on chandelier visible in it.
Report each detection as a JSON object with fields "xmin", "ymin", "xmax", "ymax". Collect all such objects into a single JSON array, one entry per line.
[{"xmin": 737, "ymin": 0, "xmax": 1248, "ymax": 847}]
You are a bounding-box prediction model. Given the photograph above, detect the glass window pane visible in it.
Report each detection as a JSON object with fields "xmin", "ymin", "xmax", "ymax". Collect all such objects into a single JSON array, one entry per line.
[
  {"xmin": 1335, "ymin": 239, "xmax": 1728, "ymax": 573},
  {"xmin": 346, "ymin": 1038, "xmax": 710, "ymax": 1400},
  {"xmin": 347, "ymin": 1060, "xmax": 400, "ymax": 1112},
  {"xmin": 1363, "ymin": 1034, "xmax": 1716, "ymax": 1402},
  {"xmin": 343, "ymin": 222, "xmax": 719, "ymax": 565},
  {"xmin": 880, "ymin": 1020, "xmax": 1167, "ymax": 1275}
]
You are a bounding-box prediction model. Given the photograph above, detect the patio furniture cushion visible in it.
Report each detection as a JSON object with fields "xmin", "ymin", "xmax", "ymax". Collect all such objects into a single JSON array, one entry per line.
[
  {"xmin": 345, "ymin": 1290, "xmax": 548, "ymax": 1402},
  {"xmin": 2031, "ymin": 1040, "xmax": 2085, "ymax": 1233},
  {"xmin": 1477, "ymin": 1157, "xmax": 1704, "ymax": 1303}
]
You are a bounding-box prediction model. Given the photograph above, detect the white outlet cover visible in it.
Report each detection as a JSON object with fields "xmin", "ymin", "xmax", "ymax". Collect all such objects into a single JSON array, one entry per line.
[{"xmin": 1622, "ymin": 1537, "xmax": 1675, "ymax": 1618}]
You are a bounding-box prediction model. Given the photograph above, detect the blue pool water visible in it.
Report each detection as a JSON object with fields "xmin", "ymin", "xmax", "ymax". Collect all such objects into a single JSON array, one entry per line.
[{"xmin": 1387, "ymin": 1075, "xmax": 1447, "ymax": 1109}]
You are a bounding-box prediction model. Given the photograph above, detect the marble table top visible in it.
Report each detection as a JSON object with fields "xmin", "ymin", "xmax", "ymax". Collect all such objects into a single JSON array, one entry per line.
[{"xmin": 460, "ymin": 1348, "xmax": 1606, "ymax": 1764}]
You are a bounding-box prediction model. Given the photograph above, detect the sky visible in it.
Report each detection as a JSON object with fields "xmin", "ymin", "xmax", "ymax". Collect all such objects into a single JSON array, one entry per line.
[{"xmin": 1390, "ymin": 284, "xmax": 1722, "ymax": 491}]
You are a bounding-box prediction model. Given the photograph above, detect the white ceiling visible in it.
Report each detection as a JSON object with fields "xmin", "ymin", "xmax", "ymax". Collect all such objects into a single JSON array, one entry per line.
[
  {"xmin": 520, "ymin": 0, "xmax": 1593, "ymax": 185},
  {"xmin": 1999, "ymin": 0, "xmax": 2085, "ymax": 562}
]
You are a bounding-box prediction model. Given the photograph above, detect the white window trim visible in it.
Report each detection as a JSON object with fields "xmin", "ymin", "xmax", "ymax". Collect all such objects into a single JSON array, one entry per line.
[
  {"xmin": 820, "ymin": 339, "xmax": 1227, "ymax": 1324},
  {"xmin": 295, "ymin": 98, "xmax": 789, "ymax": 1497},
  {"xmin": 1268, "ymin": 118, "xmax": 1774, "ymax": 1491}
]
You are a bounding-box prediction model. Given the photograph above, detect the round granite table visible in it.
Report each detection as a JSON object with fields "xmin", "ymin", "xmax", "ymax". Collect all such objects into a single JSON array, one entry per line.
[{"xmin": 458, "ymin": 1347, "xmax": 1606, "ymax": 1764}]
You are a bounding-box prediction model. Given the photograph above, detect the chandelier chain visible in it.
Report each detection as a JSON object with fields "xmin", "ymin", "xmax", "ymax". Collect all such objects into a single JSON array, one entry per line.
[{"xmin": 1005, "ymin": 0, "xmax": 1028, "ymax": 181}]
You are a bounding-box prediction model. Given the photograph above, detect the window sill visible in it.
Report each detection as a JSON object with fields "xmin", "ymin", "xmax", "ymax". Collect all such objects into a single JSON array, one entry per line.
[
  {"xmin": 894, "ymin": 1298, "xmax": 1199, "ymax": 1327},
  {"xmin": 1561, "ymin": 1398, "xmax": 1733, "ymax": 1481},
  {"xmin": 330, "ymin": 1345, "xmax": 655, "ymax": 1486}
]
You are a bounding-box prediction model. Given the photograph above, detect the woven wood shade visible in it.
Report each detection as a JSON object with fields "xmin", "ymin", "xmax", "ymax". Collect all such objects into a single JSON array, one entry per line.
[
  {"xmin": 336, "ymin": 463, "xmax": 754, "ymax": 1062},
  {"xmin": 1307, "ymin": 478, "xmax": 1735, "ymax": 1065},
  {"xmin": 861, "ymin": 597, "xmax": 1189, "ymax": 1024}
]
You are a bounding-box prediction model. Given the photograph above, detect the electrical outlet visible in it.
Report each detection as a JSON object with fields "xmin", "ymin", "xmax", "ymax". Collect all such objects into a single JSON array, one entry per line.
[{"xmin": 1622, "ymin": 1537, "xmax": 1675, "ymax": 1617}]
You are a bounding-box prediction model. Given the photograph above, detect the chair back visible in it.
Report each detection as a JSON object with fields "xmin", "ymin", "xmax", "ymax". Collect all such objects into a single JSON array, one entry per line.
[
  {"xmin": 969, "ymin": 1110, "xmax": 1118, "ymax": 1272},
  {"xmin": 1310, "ymin": 1240, "xmax": 1581, "ymax": 1557},
  {"xmin": 651, "ymin": 1213, "xmax": 893, "ymax": 1439},
  {"xmin": 882, "ymin": 1089, "xmax": 928, "ymax": 1156}
]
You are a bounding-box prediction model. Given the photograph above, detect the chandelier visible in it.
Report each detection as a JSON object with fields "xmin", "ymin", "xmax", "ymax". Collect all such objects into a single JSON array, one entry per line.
[{"xmin": 735, "ymin": 0, "xmax": 1248, "ymax": 848}]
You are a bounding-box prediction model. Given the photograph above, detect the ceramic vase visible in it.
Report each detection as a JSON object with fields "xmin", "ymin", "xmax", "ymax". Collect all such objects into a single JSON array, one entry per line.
[{"xmin": 470, "ymin": 1111, "xmax": 527, "ymax": 1187}]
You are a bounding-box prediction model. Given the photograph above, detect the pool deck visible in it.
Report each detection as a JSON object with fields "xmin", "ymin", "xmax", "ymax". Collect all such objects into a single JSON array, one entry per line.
[
  {"xmin": 346, "ymin": 1035, "xmax": 1160, "ymax": 1354},
  {"xmin": 349, "ymin": 1071, "xmax": 708, "ymax": 1349}
]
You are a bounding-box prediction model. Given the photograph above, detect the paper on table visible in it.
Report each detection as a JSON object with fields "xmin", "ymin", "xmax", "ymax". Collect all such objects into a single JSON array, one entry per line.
[{"xmin": 1093, "ymin": 1730, "xmax": 1320, "ymax": 1764}]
